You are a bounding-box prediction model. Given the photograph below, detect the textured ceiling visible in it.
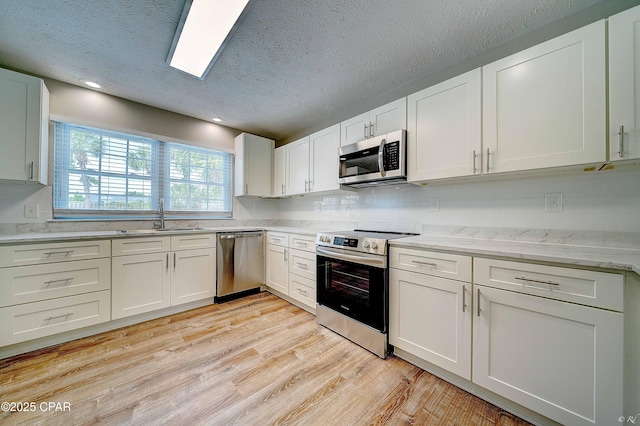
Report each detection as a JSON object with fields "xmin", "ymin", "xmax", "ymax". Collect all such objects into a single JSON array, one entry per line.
[{"xmin": 0, "ymin": 0, "xmax": 617, "ymax": 142}]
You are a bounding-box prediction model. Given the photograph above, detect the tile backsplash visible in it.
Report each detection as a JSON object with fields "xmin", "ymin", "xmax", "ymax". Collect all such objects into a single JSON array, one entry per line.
[{"xmin": 1, "ymin": 166, "xmax": 639, "ymax": 234}]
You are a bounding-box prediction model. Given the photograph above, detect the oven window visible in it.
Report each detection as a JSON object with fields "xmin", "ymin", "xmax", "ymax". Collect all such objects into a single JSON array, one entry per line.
[{"xmin": 317, "ymin": 256, "xmax": 387, "ymax": 331}]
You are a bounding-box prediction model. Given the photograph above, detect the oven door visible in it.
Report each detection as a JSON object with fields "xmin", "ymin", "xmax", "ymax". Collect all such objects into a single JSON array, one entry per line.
[{"xmin": 316, "ymin": 246, "xmax": 387, "ymax": 332}]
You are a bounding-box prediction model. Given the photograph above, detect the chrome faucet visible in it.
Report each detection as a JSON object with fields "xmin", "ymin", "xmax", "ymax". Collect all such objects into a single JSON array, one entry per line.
[{"xmin": 156, "ymin": 197, "xmax": 165, "ymax": 229}]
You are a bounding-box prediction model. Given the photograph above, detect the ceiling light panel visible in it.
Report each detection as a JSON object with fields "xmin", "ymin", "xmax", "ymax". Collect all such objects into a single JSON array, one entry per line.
[{"xmin": 168, "ymin": 0, "xmax": 250, "ymax": 79}]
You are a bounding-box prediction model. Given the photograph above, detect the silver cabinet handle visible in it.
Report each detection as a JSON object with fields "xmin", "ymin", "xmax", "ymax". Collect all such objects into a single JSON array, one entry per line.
[
  {"xmin": 473, "ymin": 150, "xmax": 479, "ymax": 174},
  {"xmin": 304, "ymin": 180, "xmax": 309, "ymax": 192},
  {"xmin": 30, "ymin": 160, "xmax": 34, "ymax": 180},
  {"xmin": 486, "ymin": 148, "xmax": 491, "ymax": 172},
  {"xmin": 166, "ymin": 253, "xmax": 169, "ymax": 271},
  {"xmin": 296, "ymin": 287, "xmax": 308, "ymax": 295},
  {"xmin": 295, "ymin": 262, "xmax": 308, "ymax": 269},
  {"xmin": 281, "ymin": 184, "xmax": 285, "ymax": 195},
  {"xmin": 411, "ymin": 260, "xmax": 437, "ymax": 268},
  {"xmin": 477, "ymin": 288, "xmax": 481, "ymax": 317},
  {"xmin": 308, "ymin": 180, "xmax": 312, "ymax": 192},
  {"xmin": 44, "ymin": 313, "xmax": 73, "ymax": 322},
  {"xmin": 515, "ymin": 276, "xmax": 560, "ymax": 286},
  {"xmin": 174, "ymin": 252, "xmax": 176, "ymax": 269},
  {"xmin": 43, "ymin": 277, "xmax": 74, "ymax": 286},
  {"xmin": 295, "ymin": 241, "xmax": 307, "ymax": 247},
  {"xmin": 378, "ymin": 138, "xmax": 387, "ymax": 177},
  {"xmin": 364, "ymin": 124, "xmax": 369, "ymax": 139},
  {"xmin": 462, "ymin": 285, "xmax": 467, "ymax": 313},
  {"xmin": 284, "ymin": 248, "xmax": 288, "ymax": 262},
  {"xmin": 618, "ymin": 125, "xmax": 625, "ymax": 158},
  {"xmin": 245, "ymin": 184, "xmax": 248, "ymax": 194},
  {"xmin": 369, "ymin": 122, "xmax": 374, "ymax": 138},
  {"xmin": 43, "ymin": 250, "xmax": 74, "ymax": 257}
]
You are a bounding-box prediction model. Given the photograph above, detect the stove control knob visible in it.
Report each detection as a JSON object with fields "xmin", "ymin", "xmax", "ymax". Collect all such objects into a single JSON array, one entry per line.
[
  {"xmin": 363, "ymin": 241, "xmax": 370, "ymax": 249},
  {"xmin": 371, "ymin": 241, "xmax": 378, "ymax": 251}
]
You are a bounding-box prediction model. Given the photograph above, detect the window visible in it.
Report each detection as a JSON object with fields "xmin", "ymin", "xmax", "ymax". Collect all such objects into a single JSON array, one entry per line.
[{"xmin": 54, "ymin": 122, "xmax": 232, "ymax": 218}]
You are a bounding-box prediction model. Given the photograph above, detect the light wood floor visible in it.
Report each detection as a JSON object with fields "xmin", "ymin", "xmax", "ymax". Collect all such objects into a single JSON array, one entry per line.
[{"xmin": 0, "ymin": 292, "xmax": 533, "ymax": 425}]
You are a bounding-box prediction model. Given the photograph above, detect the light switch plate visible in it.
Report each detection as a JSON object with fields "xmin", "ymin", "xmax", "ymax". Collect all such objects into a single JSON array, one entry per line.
[{"xmin": 24, "ymin": 204, "xmax": 39, "ymax": 218}]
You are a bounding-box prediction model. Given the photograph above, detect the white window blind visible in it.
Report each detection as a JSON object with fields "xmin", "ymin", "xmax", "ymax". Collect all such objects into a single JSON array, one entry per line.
[{"xmin": 54, "ymin": 122, "xmax": 233, "ymax": 218}]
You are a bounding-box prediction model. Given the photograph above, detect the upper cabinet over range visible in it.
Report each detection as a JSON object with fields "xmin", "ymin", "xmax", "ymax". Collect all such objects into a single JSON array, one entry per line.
[
  {"xmin": 609, "ymin": 5, "xmax": 640, "ymax": 161},
  {"xmin": 340, "ymin": 98, "xmax": 407, "ymax": 147},
  {"xmin": 0, "ymin": 67, "xmax": 49, "ymax": 185}
]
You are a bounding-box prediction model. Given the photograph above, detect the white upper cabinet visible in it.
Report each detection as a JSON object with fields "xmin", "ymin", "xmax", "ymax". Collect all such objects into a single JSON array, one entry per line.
[
  {"xmin": 273, "ymin": 145, "xmax": 287, "ymax": 197},
  {"xmin": 609, "ymin": 5, "xmax": 640, "ymax": 161},
  {"xmin": 234, "ymin": 132, "xmax": 274, "ymax": 197},
  {"xmin": 285, "ymin": 124, "xmax": 341, "ymax": 196},
  {"xmin": 0, "ymin": 67, "xmax": 49, "ymax": 184},
  {"xmin": 407, "ymin": 69, "xmax": 482, "ymax": 182},
  {"xmin": 286, "ymin": 136, "xmax": 310, "ymax": 195},
  {"xmin": 309, "ymin": 123, "xmax": 340, "ymax": 193},
  {"xmin": 340, "ymin": 98, "xmax": 407, "ymax": 146},
  {"xmin": 482, "ymin": 20, "xmax": 606, "ymax": 173}
]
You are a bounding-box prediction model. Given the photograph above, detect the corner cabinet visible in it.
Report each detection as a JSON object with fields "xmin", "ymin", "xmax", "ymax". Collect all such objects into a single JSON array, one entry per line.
[
  {"xmin": 407, "ymin": 69, "xmax": 482, "ymax": 182},
  {"xmin": 609, "ymin": 5, "xmax": 640, "ymax": 161},
  {"xmin": 0, "ymin": 67, "xmax": 49, "ymax": 184},
  {"xmin": 234, "ymin": 132, "xmax": 274, "ymax": 197},
  {"xmin": 482, "ymin": 20, "xmax": 606, "ymax": 173}
]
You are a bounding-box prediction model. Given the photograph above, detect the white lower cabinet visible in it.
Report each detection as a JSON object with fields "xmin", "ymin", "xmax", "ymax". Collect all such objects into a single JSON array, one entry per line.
[
  {"xmin": 473, "ymin": 285, "xmax": 623, "ymax": 426},
  {"xmin": 389, "ymin": 268, "xmax": 471, "ymax": 379},
  {"xmin": 390, "ymin": 246, "xmax": 624, "ymax": 426},
  {"xmin": 266, "ymin": 238, "xmax": 289, "ymax": 295},
  {"xmin": 111, "ymin": 235, "xmax": 216, "ymax": 319}
]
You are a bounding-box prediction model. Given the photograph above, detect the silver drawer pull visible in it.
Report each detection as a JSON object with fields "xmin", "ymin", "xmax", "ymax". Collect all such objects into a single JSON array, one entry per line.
[
  {"xmin": 296, "ymin": 287, "xmax": 307, "ymax": 295},
  {"xmin": 43, "ymin": 250, "xmax": 74, "ymax": 257},
  {"xmin": 295, "ymin": 262, "xmax": 308, "ymax": 269},
  {"xmin": 44, "ymin": 313, "xmax": 73, "ymax": 322},
  {"xmin": 515, "ymin": 276, "xmax": 560, "ymax": 286},
  {"xmin": 295, "ymin": 241, "xmax": 308, "ymax": 247},
  {"xmin": 411, "ymin": 260, "xmax": 437, "ymax": 268},
  {"xmin": 43, "ymin": 277, "xmax": 74, "ymax": 286},
  {"xmin": 271, "ymin": 238, "xmax": 281, "ymax": 242}
]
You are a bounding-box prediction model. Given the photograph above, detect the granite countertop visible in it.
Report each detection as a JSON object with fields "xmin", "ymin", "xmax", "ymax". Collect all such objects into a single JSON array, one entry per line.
[{"xmin": 391, "ymin": 229, "xmax": 640, "ymax": 275}]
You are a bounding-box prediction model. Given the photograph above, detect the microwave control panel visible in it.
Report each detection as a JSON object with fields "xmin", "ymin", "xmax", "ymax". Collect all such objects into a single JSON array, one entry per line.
[{"xmin": 384, "ymin": 141, "xmax": 400, "ymax": 170}]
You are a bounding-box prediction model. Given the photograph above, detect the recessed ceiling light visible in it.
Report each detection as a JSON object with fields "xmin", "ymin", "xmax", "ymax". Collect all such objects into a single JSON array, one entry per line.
[
  {"xmin": 167, "ymin": 0, "xmax": 251, "ymax": 79},
  {"xmin": 212, "ymin": 117, "xmax": 222, "ymax": 123},
  {"xmin": 83, "ymin": 81, "xmax": 102, "ymax": 89}
]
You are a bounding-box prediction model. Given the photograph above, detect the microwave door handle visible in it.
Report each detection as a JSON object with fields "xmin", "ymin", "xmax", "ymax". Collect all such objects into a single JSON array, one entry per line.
[{"xmin": 378, "ymin": 138, "xmax": 386, "ymax": 177}]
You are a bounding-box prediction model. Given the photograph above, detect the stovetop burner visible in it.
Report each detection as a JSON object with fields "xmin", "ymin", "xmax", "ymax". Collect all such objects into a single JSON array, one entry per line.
[{"xmin": 316, "ymin": 229, "xmax": 419, "ymax": 256}]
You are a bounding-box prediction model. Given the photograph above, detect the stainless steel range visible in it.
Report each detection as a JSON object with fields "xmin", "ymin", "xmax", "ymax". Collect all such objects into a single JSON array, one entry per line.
[{"xmin": 315, "ymin": 229, "xmax": 417, "ymax": 358}]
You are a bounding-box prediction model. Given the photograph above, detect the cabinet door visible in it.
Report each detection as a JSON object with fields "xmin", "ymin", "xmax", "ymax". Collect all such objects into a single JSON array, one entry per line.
[
  {"xmin": 273, "ymin": 146, "xmax": 287, "ymax": 196},
  {"xmin": 609, "ymin": 5, "xmax": 640, "ymax": 160},
  {"xmin": 286, "ymin": 136, "xmax": 310, "ymax": 195},
  {"xmin": 234, "ymin": 133, "xmax": 274, "ymax": 197},
  {"xmin": 483, "ymin": 20, "xmax": 606, "ymax": 173},
  {"xmin": 473, "ymin": 285, "xmax": 622, "ymax": 426},
  {"xmin": 340, "ymin": 111, "xmax": 369, "ymax": 146},
  {"xmin": 407, "ymin": 69, "xmax": 481, "ymax": 181},
  {"xmin": 309, "ymin": 124, "xmax": 340, "ymax": 193},
  {"xmin": 389, "ymin": 268, "xmax": 471, "ymax": 379},
  {"xmin": 0, "ymin": 68, "xmax": 48, "ymax": 184},
  {"xmin": 172, "ymin": 248, "xmax": 216, "ymax": 305},
  {"xmin": 266, "ymin": 244, "xmax": 288, "ymax": 294},
  {"xmin": 370, "ymin": 98, "xmax": 407, "ymax": 137},
  {"xmin": 111, "ymin": 252, "xmax": 170, "ymax": 319}
]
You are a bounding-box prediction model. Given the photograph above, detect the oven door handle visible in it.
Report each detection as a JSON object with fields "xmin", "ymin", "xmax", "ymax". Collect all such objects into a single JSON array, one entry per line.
[{"xmin": 316, "ymin": 246, "xmax": 386, "ymax": 268}]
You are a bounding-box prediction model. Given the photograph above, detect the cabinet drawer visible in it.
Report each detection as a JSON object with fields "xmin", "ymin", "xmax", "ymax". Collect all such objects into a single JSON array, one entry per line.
[
  {"xmin": 0, "ymin": 240, "xmax": 110, "ymax": 268},
  {"xmin": 289, "ymin": 249, "xmax": 316, "ymax": 281},
  {"xmin": 390, "ymin": 247, "xmax": 471, "ymax": 282},
  {"xmin": 112, "ymin": 236, "xmax": 170, "ymax": 256},
  {"xmin": 289, "ymin": 234, "xmax": 316, "ymax": 252},
  {"xmin": 171, "ymin": 233, "xmax": 216, "ymax": 251},
  {"xmin": 288, "ymin": 274, "xmax": 316, "ymax": 309},
  {"xmin": 0, "ymin": 290, "xmax": 111, "ymax": 346},
  {"xmin": 266, "ymin": 231, "xmax": 288, "ymax": 247},
  {"xmin": 0, "ymin": 258, "xmax": 111, "ymax": 307},
  {"xmin": 473, "ymin": 258, "xmax": 623, "ymax": 311}
]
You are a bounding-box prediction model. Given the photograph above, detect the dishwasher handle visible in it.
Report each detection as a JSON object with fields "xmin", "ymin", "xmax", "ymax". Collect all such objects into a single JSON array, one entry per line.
[{"xmin": 218, "ymin": 232, "xmax": 263, "ymax": 240}]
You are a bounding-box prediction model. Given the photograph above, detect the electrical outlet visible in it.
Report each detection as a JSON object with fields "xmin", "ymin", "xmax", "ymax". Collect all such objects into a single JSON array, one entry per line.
[
  {"xmin": 24, "ymin": 204, "xmax": 39, "ymax": 218},
  {"xmin": 314, "ymin": 202, "xmax": 322, "ymax": 213},
  {"xmin": 544, "ymin": 193, "xmax": 563, "ymax": 212},
  {"xmin": 428, "ymin": 198, "xmax": 439, "ymax": 212}
]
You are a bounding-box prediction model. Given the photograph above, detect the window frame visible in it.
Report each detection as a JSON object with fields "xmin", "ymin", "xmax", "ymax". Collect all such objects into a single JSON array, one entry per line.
[{"xmin": 53, "ymin": 122, "xmax": 233, "ymax": 220}]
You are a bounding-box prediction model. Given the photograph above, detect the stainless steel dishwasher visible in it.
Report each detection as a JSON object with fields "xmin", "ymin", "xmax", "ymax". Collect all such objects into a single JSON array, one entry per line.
[{"xmin": 216, "ymin": 230, "xmax": 264, "ymax": 300}]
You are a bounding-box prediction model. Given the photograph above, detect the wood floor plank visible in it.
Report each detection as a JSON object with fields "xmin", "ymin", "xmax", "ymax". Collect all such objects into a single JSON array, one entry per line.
[{"xmin": 0, "ymin": 292, "xmax": 534, "ymax": 425}]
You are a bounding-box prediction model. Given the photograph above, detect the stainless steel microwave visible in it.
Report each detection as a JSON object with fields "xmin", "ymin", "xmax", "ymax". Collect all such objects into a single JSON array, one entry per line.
[{"xmin": 338, "ymin": 129, "xmax": 407, "ymax": 188}]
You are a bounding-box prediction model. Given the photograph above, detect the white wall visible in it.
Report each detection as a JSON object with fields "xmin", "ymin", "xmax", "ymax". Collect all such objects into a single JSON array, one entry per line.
[{"xmin": 276, "ymin": 167, "xmax": 640, "ymax": 233}]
